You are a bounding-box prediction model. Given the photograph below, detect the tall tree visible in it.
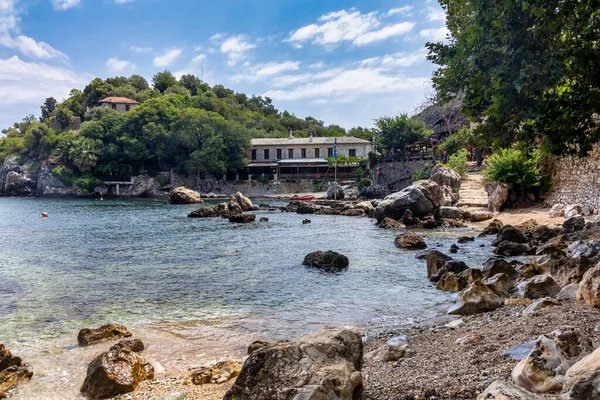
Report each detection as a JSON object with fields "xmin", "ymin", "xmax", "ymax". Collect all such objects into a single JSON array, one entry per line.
[
  {"xmin": 152, "ymin": 70, "xmax": 178, "ymax": 93},
  {"xmin": 40, "ymin": 97, "xmax": 57, "ymax": 120},
  {"xmin": 374, "ymin": 114, "xmax": 430, "ymax": 156}
]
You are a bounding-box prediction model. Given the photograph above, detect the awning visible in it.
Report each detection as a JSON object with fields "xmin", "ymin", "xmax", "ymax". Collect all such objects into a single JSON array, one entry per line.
[
  {"xmin": 246, "ymin": 163, "xmax": 278, "ymax": 167},
  {"xmin": 277, "ymin": 159, "xmax": 328, "ymax": 165}
]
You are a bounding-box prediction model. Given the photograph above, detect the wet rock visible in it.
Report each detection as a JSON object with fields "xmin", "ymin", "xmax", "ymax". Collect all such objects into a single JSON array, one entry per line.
[
  {"xmin": 502, "ymin": 341, "xmax": 538, "ymax": 361},
  {"xmin": 168, "ymin": 186, "xmax": 203, "ymax": 204},
  {"xmin": 482, "ymin": 258, "xmax": 516, "ymax": 279},
  {"xmin": 482, "ymin": 219, "xmax": 504, "ymax": 235},
  {"xmin": 494, "ymin": 240, "xmax": 529, "ymax": 256},
  {"xmin": 80, "ymin": 341, "xmax": 154, "ymax": 399},
  {"xmin": 564, "ymin": 346, "xmax": 600, "ymax": 399},
  {"xmin": 188, "ymin": 201, "xmax": 241, "ymax": 218},
  {"xmin": 431, "ymin": 260, "xmax": 469, "ymax": 283},
  {"xmin": 189, "ymin": 361, "xmax": 242, "ymax": 385},
  {"xmin": 341, "ymin": 208, "xmax": 364, "ymax": 217},
  {"xmin": 0, "ymin": 345, "xmax": 33, "ymax": 398},
  {"xmin": 449, "ymin": 244, "xmax": 459, "ymax": 253},
  {"xmin": 303, "ymin": 251, "xmax": 349, "ymax": 271},
  {"xmin": 259, "ymin": 217, "xmax": 268, "ymax": 223},
  {"xmin": 401, "ymin": 209, "xmax": 420, "ymax": 226},
  {"xmin": 518, "ymin": 275, "xmax": 561, "ymax": 299},
  {"xmin": 457, "ymin": 236, "xmax": 475, "ymax": 244},
  {"xmin": 422, "ymin": 218, "xmax": 442, "ymax": 229},
  {"xmin": 377, "ymin": 217, "xmax": 405, "ymax": 229},
  {"xmin": 435, "ymin": 206, "xmax": 462, "ymax": 220},
  {"xmin": 512, "ymin": 326, "xmax": 593, "ymax": 393},
  {"xmin": 394, "ymin": 232, "xmax": 427, "ymax": 250},
  {"xmin": 477, "ymin": 380, "xmax": 543, "ymax": 399},
  {"xmin": 436, "ymin": 272, "xmax": 467, "ymax": 292},
  {"xmin": 493, "ymin": 226, "xmax": 527, "ymax": 246},
  {"xmin": 448, "ymin": 281, "xmax": 505, "ymax": 315},
  {"xmin": 223, "ymin": 328, "xmax": 363, "ymax": 400},
  {"xmin": 563, "ymin": 216, "xmax": 585, "ymax": 234},
  {"xmin": 549, "ymin": 203, "xmax": 565, "ymax": 218},
  {"xmin": 78, "ymin": 324, "xmax": 133, "ymax": 346},
  {"xmin": 533, "ymin": 225, "xmax": 558, "ymax": 242},
  {"xmin": 296, "ymin": 202, "xmax": 322, "ymax": 214},
  {"xmin": 483, "ymin": 273, "xmax": 513, "ymax": 297},
  {"xmin": 112, "ymin": 339, "xmax": 145, "ymax": 353},
  {"xmin": 302, "ymin": 219, "xmax": 311, "ymax": 224},
  {"xmin": 233, "ymin": 192, "xmax": 253, "ymax": 211},
  {"xmin": 577, "ymin": 263, "xmax": 600, "ymax": 308},
  {"xmin": 523, "ymin": 297, "xmax": 560, "ymax": 316},
  {"xmin": 485, "ymin": 181, "xmax": 509, "ymax": 213},
  {"xmin": 229, "ymin": 214, "xmax": 256, "ymax": 223},
  {"xmin": 430, "ymin": 165, "xmax": 461, "ymax": 193},
  {"xmin": 458, "ymin": 268, "xmax": 483, "ymax": 284},
  {"xmin": 426, "ymin": 250, "xmax": 453, "ymax": 280},
  {"xmin": 247, "ymin": 340, "xmax": 273, "ymax": 355},
  {"xmin": 366, "ymin": 343, "xmax": 414, "ymax": 362}
]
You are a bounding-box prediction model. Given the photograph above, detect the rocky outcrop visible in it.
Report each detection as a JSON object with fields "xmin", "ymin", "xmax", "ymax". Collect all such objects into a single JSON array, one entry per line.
[
  {"xmin": 0, "ymin": 156, "xmax": 37, "ymax": 196},
  {"xmin": 426, "ymin": 251, "xmax": 453, "ymax": 280},
  {"xmin": 303, "ymin": 251, "xmax": 349, "ymax": 271},
  {"xmin": 325, "ymin": 183, "xmax": 345, "ymax": 200},
  {"xmin": 477, "ymin": 380, "xmax": 543, "ymax": 400},
  {"xmin": 80, "ymin": 340, "xmax": 154, "ymax": 399},
  {"xmin": 377, "ymin": 217, "xmax": 405, "ymax": 229},
  {"xmin": 233, "ymin": 192, "xmax": 253, "ymax": 211},
  {"xmin": 188, "ymin": 200, "xmax": 242, "ymax": 218},
  {"xmin": 36, "ymin": 167, "xmax": 73, "ymax": 196},
  {"xmin": 394, "ymin": 232, "xmax": 427, "ymax": 250},
  {"xmin": 482, "ymin": 258, "xmax": 516, "ymax": 279},
  {"xmin": 374, "ymin": 180, "xmax": 452, "ymax": 222},
  {"xmin": 429, "ymin": 166, "xmax": 461, "ymax": 193},
  {"xmin": 577, "ymin": 263, "xmax": 600, "ymax": 308},
  {"xmin": 189, "ymin": 361, "xmax": 242, "ymax": 385},
  {"xmin": 512, "ymin": 326, "xmax": 593, "ymax": 393},
  {"xmin": 0, "ymin": 345, "xmax": 33, "ymax": 398},
  {"xmin": 78, "ymin": 324, "xmax": 133, "ymax": 346},
  {"xmin": 518, "ymin": 275, "xmax": 561, "ymax": 299},
  {"xmin": 448, "ymin": 281, "xmax": 505, "ymax": 315},
  {"xmin": 229, "ymin": 214, "xmax": 256, "ymax": 223},
  {"xmin": 485, "ymin": 181, "xmax": 509, "ymax": 212},
  {"xmin": 223, "ymin": 328, "xmax": 363, "ymax": 400},
  {"xmin": 360, "ymin": 184, "xmax": 389, "ymax": 199},
  {"xmin": 168, "ymin": 187, "xmax": 203, "ymax": 204},
  {"xmin": 564, "ymin": 346, "xmax": 600, "ymax": 399}
]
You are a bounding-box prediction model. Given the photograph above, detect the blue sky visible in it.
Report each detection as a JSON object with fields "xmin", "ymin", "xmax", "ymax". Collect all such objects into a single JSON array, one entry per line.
[{"xmin": 0, "ymin": 0, "xmax": 448, "ymax": 131}]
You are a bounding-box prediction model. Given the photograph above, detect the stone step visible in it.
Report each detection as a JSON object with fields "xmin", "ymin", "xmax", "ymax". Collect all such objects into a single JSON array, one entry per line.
[{"xmin": 457, "ymin": 201, "xmax": 489, "ymax": 208}]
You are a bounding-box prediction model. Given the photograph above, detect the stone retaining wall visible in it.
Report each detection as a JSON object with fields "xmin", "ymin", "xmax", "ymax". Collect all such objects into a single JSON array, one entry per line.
[
  {"xmin": 375, "ymin": 160, "xmax": 434, "ymax": 191},
  {"xmin": 546, "ymin": 144, "xmax": 600, "ymax": 213}
]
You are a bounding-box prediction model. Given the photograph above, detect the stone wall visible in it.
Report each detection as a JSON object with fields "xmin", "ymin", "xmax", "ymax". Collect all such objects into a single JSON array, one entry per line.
[
  {"xmin": 546, "ymin": 143, "xmax": 600, "ymax": 213},
  {"xmin": 374, "ymin": 160, "xmax": 434, "ymax": 191}
]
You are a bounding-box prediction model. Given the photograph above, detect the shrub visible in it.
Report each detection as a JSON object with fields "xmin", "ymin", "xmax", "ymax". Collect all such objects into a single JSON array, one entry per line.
[
  {"xmin": 257, "ymin": 175, "xmax": 269, "ymax": 185},
  {"xmin": 72, "ymin": 174, "xmax": 104, "ymax": 194},
  {"xmin": 52, "ymin": 165, "xmax": 74, "ymax": 185},
  {"xmin": 411, "ymin": 165, "xmax": 433, "ymax": 181},
  {"xmin": 447, "ymin": 148, "xmax": 469, "ymax": 176},
  {"xmin": 483, "ymin": 148, "xmax": 542, "ymax": 190}
]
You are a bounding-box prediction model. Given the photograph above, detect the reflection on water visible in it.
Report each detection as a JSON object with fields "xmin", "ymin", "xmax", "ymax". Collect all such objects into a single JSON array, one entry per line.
[{"xmin": 0, "ymin": 197, "xmax": 492, "ymax": 398}]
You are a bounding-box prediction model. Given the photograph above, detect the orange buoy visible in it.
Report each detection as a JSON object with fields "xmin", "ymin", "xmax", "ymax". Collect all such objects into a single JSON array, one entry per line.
[{"xmin": 41, "ymin": 212, "xmax": 49, "ymax": 218}]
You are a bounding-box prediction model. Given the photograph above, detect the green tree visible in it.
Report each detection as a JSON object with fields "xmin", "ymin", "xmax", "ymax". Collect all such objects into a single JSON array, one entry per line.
[
  {"xmin": 68, "ymin": 137, "xmax": 102, "ymax": 172},
  {"xmin": 152, "ymin": 70, "xmax": 178, "ymax": 93},
  {"xmin": 128, "ymin": 74, "xmax": 150, "ymax": 92},
  {"xmin": 40, "ymin": 97, "xmax": 57, "ymax": 120},
  {"xmin": 374, "ymin": 113, "xmax": 430, "ymax": 156},
  {"xmin": 53, "ymin": 105, "xmax": 74, "ymax": 130},
  {"xmin": 179, "ymin": 74, "xmax": 203, "ymax": 96}
]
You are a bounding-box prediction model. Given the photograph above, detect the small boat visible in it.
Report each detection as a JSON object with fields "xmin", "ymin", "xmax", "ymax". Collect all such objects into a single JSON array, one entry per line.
[
  {"xmin": 41, "ymin": 212, "xmax": 49, "ymax": 218},
  {"xmin": 291, "ymin": 195, "xmax": 315, "ymax": 201}
]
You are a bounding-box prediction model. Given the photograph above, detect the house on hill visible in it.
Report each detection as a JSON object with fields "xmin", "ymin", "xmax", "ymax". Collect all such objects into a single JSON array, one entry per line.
[
  {"xmin": 245, "ymin": 133, "xmax": 373, "ymax": 181},
  {"xmin": 98, "ymin": 96, "xmax": 139, "ymax": 112}
]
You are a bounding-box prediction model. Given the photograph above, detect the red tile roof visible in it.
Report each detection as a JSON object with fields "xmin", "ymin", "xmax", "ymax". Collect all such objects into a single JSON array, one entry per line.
[{"xmin": 98, "ymin": 96, "xmax": 139, "ymax": 104}]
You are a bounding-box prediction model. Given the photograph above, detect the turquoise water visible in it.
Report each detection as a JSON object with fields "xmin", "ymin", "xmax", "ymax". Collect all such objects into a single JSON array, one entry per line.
[{"xmin": 0, "ymin": 197, "xmax": 493, "ymax": 397}]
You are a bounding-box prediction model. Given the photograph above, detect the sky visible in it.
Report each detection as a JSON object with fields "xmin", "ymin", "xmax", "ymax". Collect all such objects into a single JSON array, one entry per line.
[{"xmin": 0, "ymin": 0, "xmax": 449, "ymax": 131}]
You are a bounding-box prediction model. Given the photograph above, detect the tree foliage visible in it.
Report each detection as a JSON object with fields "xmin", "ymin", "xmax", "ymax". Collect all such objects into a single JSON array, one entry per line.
[
  {"xmin": 374, "ymin": 114, "xmax": 430, "ymax": 155},
  {"xmin": 483, "ymin": 148, "xmax": 543, "ymax": 190},
  {"xmin": 427, "ymin": 0, "xmax": 600, "ymax": 156}
]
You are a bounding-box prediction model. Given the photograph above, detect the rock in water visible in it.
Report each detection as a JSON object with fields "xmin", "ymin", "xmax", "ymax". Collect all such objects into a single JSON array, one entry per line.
[
  {"xmin": 564, "ymin": 346, "xmax": 600, "ymax": 399},
  {"xmin": 477, "ymin": 380, "xmax": 543, "ymax": 399},
  {"xmin": 233, "ymin": 192, "xmax": 253, "ymax": 211},
  {"xmin": 303, "ymin": 251, "xmax": 349, "ymax": 271},
  {"xmin": 426, "ymin": 250, "xmax": 453, "ymax": 280},
  {"xmin": 0, "ymin": 344, "xmax": 33, "ymax": 398},
  {"xmin": 482, "ymin": 258, "xmax": 516, "ymax": 279},
  {"xmin": 80, "ymin": 341, "xmax": 154, "ymax": 399},
  {"xmin": 394, "ymin": 232, "xmax": 427, "ymax": 250},
  {"xmin": 482, "ymin": 218, "xmax": 504, "ymax": 235},
  {"xmin": 168, "ymin": 186, "xmax": 203, "ymax": 204},
  {"xmin": 223, "ymin": 328, "xmax": 363, "ymax": 400},
  {"xmin": 78, "ymin": 324, "xmax": 133, "ymax": 346},
  {"xmin": 493, "ymin": 226, "xmax": 527, "ymax": 245},
  {"xmin": 436, "ymin": 272, "xmax": 467, "ymax": 292},
  {"xmin": 228, "ymin": 214, "xmax": 256, "ymax": 223},
  {"xmin": 447, "ymin": 281, "xmax": 505, "ymax": 315},
  {"xmin": 189, "ymin": 361, "xmax": 242, "ymax": 385},
  {"xmin": 377, "ymin": 217, "xmax": 405, "ymax": 229}
]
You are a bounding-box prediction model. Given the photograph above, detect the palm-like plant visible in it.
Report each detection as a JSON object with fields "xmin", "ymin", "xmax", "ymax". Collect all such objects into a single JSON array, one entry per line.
[{"xmin": 68, "ymin": 137, "xmax": 101, "ymax": 172}]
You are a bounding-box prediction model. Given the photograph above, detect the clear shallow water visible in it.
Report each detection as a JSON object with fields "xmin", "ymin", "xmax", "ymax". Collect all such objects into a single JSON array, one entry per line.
[{"xmin": 0, "ymin": 197, "xmax": 493, "ymax": 398}]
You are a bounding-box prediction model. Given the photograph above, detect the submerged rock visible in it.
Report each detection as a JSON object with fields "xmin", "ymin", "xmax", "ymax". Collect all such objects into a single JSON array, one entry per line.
[
  {"xmin": 229, "ymin": 214, "xmax": 256, "ymax": 223},
  {"xmin": 223, "ymin": 328, "xmax": 363, "ymax": 400},
  {"xmin": 303, "ymin": 251, "xmax": 349, "ymax": 271},
  {"xmin": 168, "ymin": 186, "xmax": 203, "ymax": 204},
  {"xmin": 394, "ymin": 232, "xmax": 427, "ymax": 250},
  {"xmin": 0, "ymin": 344, "xmax": 33, "ymax": 398},
  {"xmin": 78, "ymin": 324, "xmax": 133, "ymax": 346}
]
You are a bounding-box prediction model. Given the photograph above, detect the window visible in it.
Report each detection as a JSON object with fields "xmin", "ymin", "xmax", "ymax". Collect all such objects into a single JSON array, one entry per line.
[
  {"xmin": 264, "ymin": 149, "xmax": 270, "ymax": 160},
  {"xmin": 251, "ymin": 149, "xmax": 257, "ymax": 160},
  {"xmin": 301, "ymin": 148, "xmax": 307, "ymax": 158},
  {"xmin": 314, "ymin": 148, "xmax": 320, "ymax": 158},
  {"xmin": 276, "ymin": 149, "xmax": 282, "ymax": 159},
  {"xmin": 126, "ymin": 105, "xmax": 130, "ymax": 111},
  {"xmin": 288, "ymin": 148, "xmax": 294, "ymax": 159},
  {"xmin": 327, "ymin": 147, "xmax": 333, "ymax": 157},
  {"xmin": 349, "ymin": 149, "xmax": 357, "ymax": 157},
  {"xmin": 111, "ymin": 104, "xmax": 117, "ymax": 110}
]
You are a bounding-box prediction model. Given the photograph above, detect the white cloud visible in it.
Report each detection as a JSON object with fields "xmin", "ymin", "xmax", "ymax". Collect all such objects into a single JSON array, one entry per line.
[
  {"xmin": 129, "ymin": 45, "xmax": 152, "ymax": 53},
  {"xmin": 51, "ymin": 0, "xmax": 80, "ymax": 10},
  {"xmin": 153, "ymin": 47, "xmax": 182, "ymax": 67},
  {"xmin": 115, "ymin": 0, "xmax": 135, "ymax": 4},
  {"xmin": 209, "ymin": 33, "xmax": 225, "ymax": 42},
  {"xmin": 285, "ymin": 8, "xmax": 415, "ymax": 47},
  {"xmin": 105, "ymin": 57, "xmax": 135, "ymax": 73},
  {"xmin": 218, "ymin": 34, "xmax": 256, "ymax": 66},
  {"xmin": 191, "ymin": 53, "xmax": 206, "ymax": 63},
  {"xmin": 309, "ymin": 61, "xmax": 324, "ymax": 69},
  {"xmin": 388, "ymin": 6, "xmax": 412, "ymax": 16},
  {"xmin": 419, "ymin": 26, "xmax": 449, "ymax": 41},
  {"xmin": 231, "ymin": 61, "xmax": 300, "ymax": 83},
  {"xmin": 427, "ymin": 6, "xmax": 446, "ymax": 21},
  {"xmin": 360, "ymin": 49, "xmax": 427, "ymax": 69}
]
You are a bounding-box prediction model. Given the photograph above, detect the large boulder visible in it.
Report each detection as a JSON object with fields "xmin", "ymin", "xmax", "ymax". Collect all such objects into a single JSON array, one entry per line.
[
  {"xmin": 394, "ymin": 232, "xmax": 427, "ymax": 250},
  {"xmin": 493, "ymin": 226, "xmax": 527, "ymax": 246},
  {"xmin": 532, "ymin": 225, "xmax": 558, "ymax": 242},
  {"xmin": 429, "ymin": 165, "xmax": 461, "ymax": 193},
  {"xmin": 360, "ymin": 184, "xmax": 388, "ymax": 199},
  {"xmin": 377, "ymin": 217, "xmax": 405, "ymax": 229},
  {"xmin": 494, "ymin": 241, "xmax": 530, "ymax": 256},
  {"xmin": 303, "ymin": 251, "xmax": 349, "ymax": 271},
  {"xmin": 577, "ymin": 263, "xmax": 600, "ymax": 308},
  {"xmin": 549, "ymin": 203, "xmax": 565, "ymax": 218},
  {"xmin": 168, "ymin": 186, "xmax": 203, "ymax": 204},
  {"xmin": 512, "ymin": 326, "xmax": 593, "ymax": 393},
  {"xmin": 482, "ymin": 258, "xmax": 516, "ymax": 279},
  {"xmin": 0, "ymin": 345, "xmax": 33, "ymax": 398},
  {"xmin": 482, "ymin": 219, "xmax": 504, "ymax": 235},
  {"xmin": 233, "ymin": 192, "xmax": 253, "ymax": 211},
  {"xmin": 563, "ymin": 216, "xmax": 585, "ymax": 234},
  {"xmin": 485, "ymin": 181, "xmax": 509, "ymax": 212},
  {"xmin": 518, "ymin": 275, "xmax": 561, "ymax": 299},
  {"xmin": 80, "ymin": 340, "xmax": 154, "ymax": 399},
  {"xmin": 564, "ymin": 346, "xmax": 600, "ymax": 399},
  {"xmin": 325, "ymin": 183, "xmax": 345, "ymax": 200},
  {"xmin": 448, "ymin": 281, "xmax": 505, "ymax": 315},
  {"xmin": 436, "ymin": 272, "xmax": 467, "ymax": 292},
  {"xmin": 374, "ymin": 181, "xmax": 450, "ymax": 222},
  {"xmin": 426, "ymin": 250, "xmax": 453, "ymax": 280},
  {"xmin": 431, "ymin": 260, "xmax": 469, "ymax": 283},
  {"xmin": 343, "ymin": 188, "xmax": 359, "ymax": 200},
  {"xmin": 78, "ymin": 324, "xmax": 133, "ymax": 346},
  {"xmin": 484, "ymin": 273, "xmax": 513, "ymax": 297},
  {"xmin": 223, "ymin": 328, "xmax": 363, "ymax": 400},
  {"xmin": 477, "ymin": 380, "xmax": 543, "ymax": 400}
]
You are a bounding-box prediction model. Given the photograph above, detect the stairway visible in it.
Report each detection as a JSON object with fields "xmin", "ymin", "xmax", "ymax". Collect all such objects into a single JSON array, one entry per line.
[{"xmin": 457, "ymin": 164, "xmax": 489, "ymax": 209}]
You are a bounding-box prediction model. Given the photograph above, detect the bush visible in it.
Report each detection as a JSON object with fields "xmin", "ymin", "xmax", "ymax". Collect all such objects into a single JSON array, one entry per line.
[
  {"xmin": 412, "ymin": 165, "xmax": 433, "ymax": 181},
  {"xmin": 483, "ymin": 148, "xmax": 542, "ymax": 190},
  {"xmin": 52, "ymin": 165, "xmax": 74, "ymax": 185},
  {"xmin": 72, "ymin": 174, "xmax": 104, "ymax": 194},
  {"xmin": 257, "ymin": 175, "xmax": 269, "ymax": 185},
  {"xmin": 447, "ymin": 148, "xmax": 469, "ymax": 176}
]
